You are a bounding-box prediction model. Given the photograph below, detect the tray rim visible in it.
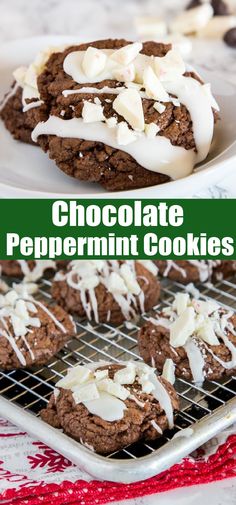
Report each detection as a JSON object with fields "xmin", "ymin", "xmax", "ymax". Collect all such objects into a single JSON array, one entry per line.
[{"xmin": 1, "ymin": 389, "xmax": 236, "ymax": 483}]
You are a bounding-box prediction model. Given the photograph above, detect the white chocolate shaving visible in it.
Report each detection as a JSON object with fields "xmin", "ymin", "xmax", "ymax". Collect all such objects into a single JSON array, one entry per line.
[
  {"xmin": 162, "ymin": 359, "xmax": 176, "ymax": 385},
  {"xmin": 143, "ymin": 66, "xmax": 169, "ymax": 102},
  {"xmin": 82, "ymin": 101, "xmax": 105, "ymax": 123},
  {"xmin": 53, "ymin": 260, "xmax": 154, "ymax": 323},
  {"xmin": 113, "ymin": 89, "xmax": 145, "ymax": 131},
  {"xmin": 154, "ymin": 292, "xmax": 236, "ymax": 385},
  {"xmin": 110, "ymin": 42, "xmax": 143, "ymax": 66},
  {"xmin": 82, "ymin": 47, "xmax": 107, "ymax": 79},
  {"xmin": 55, "ymin": 360, "xmax": 174, "ymax": 426},
  {"xmin": 0, "ymin": 287, "xmax": 68, "ymax": 366}
]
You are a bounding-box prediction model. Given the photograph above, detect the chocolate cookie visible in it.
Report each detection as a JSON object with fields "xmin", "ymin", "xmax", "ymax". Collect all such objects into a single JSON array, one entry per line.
[
  {"xmin": 51, "ymin": 260, "xmax": 160, "ymax": 324},
  {"xmin": 213, "ymin": 260, "xmax": 236, "ymax": 280},
  {"xmin": 33, "ymin": 39, "xmax": 219, "ymax": 191},
  {"xmin": 0, "ymin": 287, "xmax": 76, "ymax": 370},
  {"xmin": 0, "ymin": 85, "xmax": 48, "ymax": 145},
  {"xmin": 138, "ymin": 292, "xmax": 236, "ymax": 383},
  {"xmin": 0, "ymin": 260, "xmax": 68, "ymax": 281},
  {"xmin": 155, "ymin": 260, "xmax": 236, "ymax": 283},
  {"xmin": 1, "ymin": 40, "xmax": 219, "ymax": 191},
  {"xmin": 41, "ymin": 361, "xmax": 179, "ymax": 454}
]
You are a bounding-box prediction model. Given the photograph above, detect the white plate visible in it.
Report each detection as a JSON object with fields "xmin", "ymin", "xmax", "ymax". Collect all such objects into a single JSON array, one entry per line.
[{"xmin": 0, "ymin": 35, "xmax": 236, "ymax": 198}]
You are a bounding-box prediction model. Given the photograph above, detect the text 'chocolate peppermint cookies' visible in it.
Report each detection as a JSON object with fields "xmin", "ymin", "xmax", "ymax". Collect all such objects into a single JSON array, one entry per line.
[
  {"xmin": 51, "ymin": 260, "xmax": 160, "ymax": 324},
  {"xmin": 138, "ymin": 292, "xmax": 236, "ymax": 384},
  {"xmin": 1, "ymin": 39, "xmax": 219, "ymax": 191},
  {"xmin": 41, "ymin": 361, "xmax": 179, "ymax": 454},
  {"xmin": 0, "ymin": 285, "xmax": 76, "ymax": 370}
]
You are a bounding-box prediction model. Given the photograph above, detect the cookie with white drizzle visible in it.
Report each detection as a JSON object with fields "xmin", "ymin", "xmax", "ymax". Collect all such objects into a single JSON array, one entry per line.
[
  {"xmin": 40, "ymin": 360, "xmax": 179, "ymax": 455},
  {"xmin": 51, "ymin": 260, "xmax": 160, "ymax": 324},
  {"xmin": 0, "ymin": 285, "xmax": 76, "ymax": 370},
  {"xmin": 0, "ymin": 260, "xmax": 68, "ymax": 281},
  {"xmin": 33, "ymin": 38, "xmax": 220, "ymax": 191},
  {"xmin": 155, "ymin": 260, "xmax": 236, "ymax": 283},
  {"xmin": 2, "ymin": 38, "xmax": 219, "ymax": 192},
  {"xmin": 138, "ymin": 292, "xmax": 236, "ymax": 384},
  {"xmin": 0, "ymin": 44, "xmax": 69, "ymax": 145}
]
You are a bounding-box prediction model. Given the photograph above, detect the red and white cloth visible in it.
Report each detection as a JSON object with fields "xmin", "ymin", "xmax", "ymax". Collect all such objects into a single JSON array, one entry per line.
[{"xmin": 0, "ymin": 416, "xmax": 236, "ymax": 505}]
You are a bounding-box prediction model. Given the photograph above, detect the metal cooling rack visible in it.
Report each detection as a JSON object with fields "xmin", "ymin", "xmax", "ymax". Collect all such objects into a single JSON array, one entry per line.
[{"xmin": 1, "ymin": 275, "xmax": 236, "ymax": 483}]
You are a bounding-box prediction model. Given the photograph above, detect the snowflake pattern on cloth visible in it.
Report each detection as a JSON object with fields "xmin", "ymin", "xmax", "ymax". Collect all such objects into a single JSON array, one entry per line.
[
  {"xmin": 0, "ymin": 416, "xmax": 236, "ymax": 505},
  {"xmin": 28, "ymin": 443, "xmax": 72, "ymax": 473}
]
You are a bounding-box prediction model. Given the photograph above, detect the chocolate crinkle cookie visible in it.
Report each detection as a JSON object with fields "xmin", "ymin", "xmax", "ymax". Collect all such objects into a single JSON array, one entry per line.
[
  {"xmin": 41, "ymin": 361, "xmax": 179, "ymax": 455},
  {"xmin": 1, "ymin": 39, "xmax": 219, "ymax": 191},
  {"xmin": 0, "ymin": 85, "xmax": 49, "ymax": 145},
  {"xmin": 0, "ymin": 285, "xmax": 76, "ymax": 370},
  {"xmin": 51, "ymin": 260, "xmax": 160, "ymax": 324},
  {"xmin": 138, "ymin": 292, "xmax": 236, "ymax": 384},
  {"xmin": 155, "ymin": 260, "xmax": 236, "ymax": 283},
  {"xmin": 0, "ymin": 260, "xmax": 69, "ymax": 281}
]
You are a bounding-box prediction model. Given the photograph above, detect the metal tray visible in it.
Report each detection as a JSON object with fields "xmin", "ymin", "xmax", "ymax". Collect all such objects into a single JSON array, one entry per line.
[{"xmin": 1, "ymin": 275, "xmax": 236, "ymax": 484}]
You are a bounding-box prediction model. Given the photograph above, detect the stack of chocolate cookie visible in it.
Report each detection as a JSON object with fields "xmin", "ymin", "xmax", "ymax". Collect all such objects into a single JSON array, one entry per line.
[{"xmin": 1, "ymin": 39, "xmax": 219, "ymax": 191}]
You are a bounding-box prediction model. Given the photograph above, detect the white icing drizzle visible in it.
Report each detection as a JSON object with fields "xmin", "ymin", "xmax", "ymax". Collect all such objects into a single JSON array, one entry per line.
[
  {"xmin": 148, "ymin": 373, "xmax": 174, "ymax": 428},
  {"xmin": 22, "ymin": 85, "xmax": 40, "ymax": 106},
  {"xmin": 6, "ymin": 43, "xmax": 217, "ymax": 182},
  {"xmin": 62, "ymin": 86, "xmax": 126, "ymax": 97},
  {"xmin": 165, "ymin": 77, "xmax": 214, "ymax": 163},
  {"xmin": 129, "ymin": 394, "xmax": 145, "ymax": 408},
  {"xmin": 56, "ymin": 361, "xmax": 174, "ymax": 427},
  {"xmin": 1, "ymin": 317, "xmax": 27, "ymax": 366},
  {"xmin": 21, "ymin": 333, "xmax": 35, "ymax": 361},
  {"xmin": 17, "ymin": 260, "xmax": 56, "ymax": 282},
  {"xmin": 138, "ymin": 260, "xmax": 158, "ymax": 277},
  {"xmin": 0, "ymin": 288, "xmax": 68, "ymax": 365},
  {"xmin": 150, "ymin": 419, "xmax": 163, "ymax": 434},
  {"xmin": 54, "ymin": 260, "xmax": 153, "ymax": 322},
  {"xmin": 62, "ymin": 86, "xmax": 175, "ymax": 103},
  {"xmin": 162, "ymin": 260, "xmax": 187, "ymax": 279},
  {"xmin": 32, "ymin": 299, "xmax": 67, "ymax": 334},
  {"xmin": 0, "ymin": 83, "xmax": 19, "ymax": 112},
  {"xmin": 60, "ymin": 45, "xmax": 217, "ymax": 176},
  {"xmin": 88, "ymin": 288, "xmax": 99, "ymax": 324},
  {"xmin": 32, "ymin": 116, "xmax": 195, "ymax": 179},
  {"xmin": 188, "ymin": 260, "xmax": 221, "ymax": 282},
  {"xmin": 22, "ymin": 100, "xmax": 44, "ymax": 112},
  {"xmin": 205, "ymin": 313, "xmax": 236, "ymax": 370},
  {"xmin": 154, "ymin": 293, "xmax": 236, "ymax": 385},
  {"xmin": 161, "ymin": 260, "xmax": 221, "ymax": 282}
]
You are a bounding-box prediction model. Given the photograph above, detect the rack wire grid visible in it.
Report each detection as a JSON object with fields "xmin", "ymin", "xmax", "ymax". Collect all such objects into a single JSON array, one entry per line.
[{"xmin": 1, "ymin": 274, "xmax": 236, "ymax": 483}]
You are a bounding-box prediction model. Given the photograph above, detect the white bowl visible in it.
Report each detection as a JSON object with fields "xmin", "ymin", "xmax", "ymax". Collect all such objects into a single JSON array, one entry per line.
[{"xmin": 0, "ymin": 35, "xmax": 236, "ymax": 198}]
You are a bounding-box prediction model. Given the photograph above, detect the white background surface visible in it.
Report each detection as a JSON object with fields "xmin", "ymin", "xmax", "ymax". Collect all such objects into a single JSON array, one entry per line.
[{"xmin": 0, "ymin": 0, "xmax": 236, "ymax": 501}]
